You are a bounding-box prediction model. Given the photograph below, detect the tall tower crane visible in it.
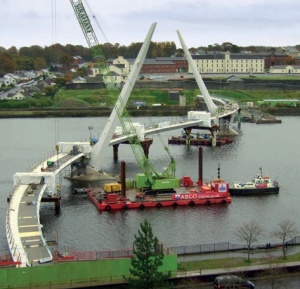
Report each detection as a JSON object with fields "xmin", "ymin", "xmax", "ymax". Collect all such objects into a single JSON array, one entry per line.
[{"xmin": 70, "ymin": 0, "xmax": 179, "ymax": 192}]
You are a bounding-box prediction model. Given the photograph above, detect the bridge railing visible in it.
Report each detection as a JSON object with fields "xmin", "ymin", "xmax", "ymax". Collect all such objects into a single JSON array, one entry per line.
[{"xmin": 6, "ymin": 185, "xmax": 29, "ymax": 266}]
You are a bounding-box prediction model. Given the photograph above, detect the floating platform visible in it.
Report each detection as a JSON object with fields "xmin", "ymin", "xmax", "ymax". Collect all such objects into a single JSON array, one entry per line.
[
  {"xmin": 168, "ymin": 136, "xmax": 233, "ymax": 146},
  {"xmin": 85, "ymin": 147, "xmax": 232, "ymax": 212},
  {"xmin": 86, "ymin": 179, "xmax": 232, "ymax": 212},
  {"xmin": 256, "ymin": 119, "xmax": 282, "ymax": 124}
]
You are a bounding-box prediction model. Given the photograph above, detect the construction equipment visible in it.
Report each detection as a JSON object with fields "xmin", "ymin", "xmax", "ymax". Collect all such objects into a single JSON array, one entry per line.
[{"xmin": 70, "ymin": 0, "xmax": 179, "ymax": 194}]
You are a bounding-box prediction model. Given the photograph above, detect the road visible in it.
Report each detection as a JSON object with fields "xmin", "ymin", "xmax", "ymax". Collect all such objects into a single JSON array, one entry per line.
[
  {"xmin": 196, "ymin": 275, "xmax": 300, "ymax": 288},
  {"xmin": 0, "ymin": 80, "xmax": 37, "ymax": 99}
]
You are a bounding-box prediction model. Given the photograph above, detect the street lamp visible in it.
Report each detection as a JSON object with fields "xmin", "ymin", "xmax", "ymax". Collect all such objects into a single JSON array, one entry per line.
[
  {"xmin": 88, "ymin": 126, "xmax": 93, "ymax": 140},
  {"xmin": 55, "ymin": 144, "xmax": 59, "ymax": 167}
]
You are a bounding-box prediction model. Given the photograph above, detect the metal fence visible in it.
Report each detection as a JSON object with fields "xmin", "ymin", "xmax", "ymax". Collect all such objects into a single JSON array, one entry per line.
[
  {"xmin": 169, "ymin": 235, "xmax": 300, "ymax": 256},
  {"xmin": 169, "ymin": 242, "xmax": 246, "ymax": 255}
]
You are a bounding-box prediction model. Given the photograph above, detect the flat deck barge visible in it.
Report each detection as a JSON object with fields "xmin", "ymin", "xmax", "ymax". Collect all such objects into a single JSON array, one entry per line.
[
  {"xmin": 87, "ymin": 179, "xmax": 232, "ymax": 212},
  {"xmin": 168, "ymin": 136, "xmax": 233, "ymax": 146}
]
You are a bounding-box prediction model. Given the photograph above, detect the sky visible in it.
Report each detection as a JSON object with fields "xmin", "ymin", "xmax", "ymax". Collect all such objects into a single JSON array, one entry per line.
[{"xmin": 2, "ymin": 0, "xmax": 300, "ymax": 50}]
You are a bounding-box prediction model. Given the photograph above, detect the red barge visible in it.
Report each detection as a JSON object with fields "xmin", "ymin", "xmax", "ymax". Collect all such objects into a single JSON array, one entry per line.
[
  {"xmin": 87, "ymin": 179, "xmax": 231, "ymax": 212},
  {"xmin": 86, "ymin": 148, "xmax": 231, "ymax": 212}
]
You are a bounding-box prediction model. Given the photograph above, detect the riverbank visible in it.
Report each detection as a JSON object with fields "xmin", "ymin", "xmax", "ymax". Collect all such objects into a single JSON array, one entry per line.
[
  {"xmin": 0, "ymin": 106, "xmax": 299, "ymax": 118},
  {"xmin": 0, "ymin": 106, "xmax": 190, "ymax": 118}
]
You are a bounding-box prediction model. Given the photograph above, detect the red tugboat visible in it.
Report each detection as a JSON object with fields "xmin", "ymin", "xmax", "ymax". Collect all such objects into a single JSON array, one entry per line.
[{"xmin": 86, "ymin": 148, "xmax": 232, "ymax": 212}]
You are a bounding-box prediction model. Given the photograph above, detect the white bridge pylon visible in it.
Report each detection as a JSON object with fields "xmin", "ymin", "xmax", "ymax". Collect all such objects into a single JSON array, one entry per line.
[
  {"xmin": 89, "ymin": 23, "xmax": 157, "ymax": 172},
  {"xmin": 176, "ymin": 30, "xmax": 218, "ymax": 116}
]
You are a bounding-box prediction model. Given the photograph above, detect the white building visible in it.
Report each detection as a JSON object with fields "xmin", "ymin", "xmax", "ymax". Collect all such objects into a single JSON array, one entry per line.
[
  {"xmin": 4, "ymin": 73, "xmax": 20, "ymax": 85},
  {"xmin": 269, "ymin": 65, "xmax": 300, "ymax": 74},
  {"xmin": 191, "ymin": 51, "xmax": 265, "ymax": 74},
  {"xmin": 112, "ymin": 56, "xmax": 130, "ymax": 75},
  {"xmin": 0, "ymin": 77, "xmax": 11, "ymax": 87}
]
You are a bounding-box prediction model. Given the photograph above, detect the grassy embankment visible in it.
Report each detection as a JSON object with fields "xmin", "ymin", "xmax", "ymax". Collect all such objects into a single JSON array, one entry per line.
[
  {"xmin": 178, "ymin": 250, "xmax": 300, "ymax": 271},
  {"xmin": 55, "ymin": 87, "xmax": 300, "ymax": 107},
  {"xmin": 1, "ymin": 84, "xmax": 300, "ymax": 117}
]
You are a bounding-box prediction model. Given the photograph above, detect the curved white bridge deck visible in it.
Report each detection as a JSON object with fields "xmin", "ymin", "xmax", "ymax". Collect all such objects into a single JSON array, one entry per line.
[
  {"xmin": 110, "ymin": 108, "xmax": 239, "ymax": 146},
  {"xmin": 6, "ymin": 145, "xmax": 88, "ymax": 267}
]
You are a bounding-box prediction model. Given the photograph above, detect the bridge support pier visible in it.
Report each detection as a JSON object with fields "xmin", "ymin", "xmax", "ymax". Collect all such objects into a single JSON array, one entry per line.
[
  {"xmin": 113, "ymin": 144, "xmax": 120, "ymax": 160},
  {"xmin": 184, "ymin": 128, "xmax": 192, "ymax": 145},
  {"xmin": 54, "ymin": 199, "xmax": 61, "ymax": 214},
  {"xmin": 210, "ymin": 126, "xmax": 219, "ymax": 147},
  {"xmin": 238, "ymin": 108, "xmax": 242, "ymax": 129},
  {"xmin": 141, "ymin": 138, "xmax": 153, "ymax": 158},
  {"xmin": 113, "ymin": 138, "xmax": 153, "ymax": 159},
  {"xmin": 42, "ymin": 196, "xmax": 61, "ymax": 215}
]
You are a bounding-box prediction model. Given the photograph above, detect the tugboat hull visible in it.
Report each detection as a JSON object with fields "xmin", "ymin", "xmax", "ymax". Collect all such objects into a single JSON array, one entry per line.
[{"xmin": 229, "ymin": 186, "xmax": 279, "ymax": 196}]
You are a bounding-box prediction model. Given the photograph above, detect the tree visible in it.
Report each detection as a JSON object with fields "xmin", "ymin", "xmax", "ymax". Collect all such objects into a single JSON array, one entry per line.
[
  {"xmin": 16, "ymin": 56, "xmax": 34, "ymax": 71},
  {"xmin": 271, "ymin": 219, "xmax": 298, "ymax": 259},
  {"xmin": 34, "ymin": 57, "xmax": 47, "ymax": 70},
  {"xmin": 285, "ymin": 56, "xmax": 296, "ymax": 65},
  {"xmin": 125, "ymin": 219, "xmax": 170, "ymax": 289},
  {"xmin": 0, "ymin": 51, "xmax": 16, "ymax": 75},
  {"xmin": 60, "ymin": 54, "xmax": 73, "ymax": 70},
  {"xmin": 235, "ymin": 219, "xmax": 263, "ymax": 261},
  {"xmin": 175, "ymin": 48, "xmax": 184, "ymax": 57}
]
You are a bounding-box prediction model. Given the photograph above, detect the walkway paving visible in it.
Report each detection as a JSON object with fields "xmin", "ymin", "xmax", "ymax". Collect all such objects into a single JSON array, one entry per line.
[
  {"xmin": 177, "ymin": 245, "xmax": 300, "ymax": 279},
  {"xmin": 6, "ymin": 145, "xmax": 88, "ymax": 267}
]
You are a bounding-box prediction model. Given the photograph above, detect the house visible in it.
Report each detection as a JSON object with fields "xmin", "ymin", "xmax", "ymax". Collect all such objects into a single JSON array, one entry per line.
[
  {"xmin": 156, "ymin": 57, "xmax": 188, "ymax": 72},
  {"xmin": 4, "ymin": 73, "xmax": 20, "ymax": 85},
  {"xmin": 226, "ymin": 75, "xmax": 244, "ymax": 82},
  {"xmin": 107, "ymin": 57, "xmax": 186, "ymax": 74},
  {"xmin": 89, "ymin": 58, "xmax": 127, "ymax": 86},
  {"xmin": 72, "ymin": 76, "xmax": 86, "ymax": 83},
  {"xmin": 280, "ymin": 46, "xmax": 300, "ymax": 58},
  {"xmin": 112, "ymin": 56, "xmax": 130, "ymax": 74},
  {"xmin": 5, "ymin": 91, "xmax": 26, "ymax": 100},
  {"xmin": 103, "ymin": 71, "xmax": 124, "ymax": 88},
  {"xmin": 0, "ymin": 77, "xmax": 11, "ymax": 87},
  {"xmin": 14, "ymin": 70, "xmax": 37, "ymax": 82},
  {"xmin": 36, "ymin": 80, "xmax": 52, "ymax": 90},
  {"xmin": 22, "ymin": 86, "xmax": 41, "ymax": 97},
  {"xmin": 50, "ymin": 63, "xmax": 64, "ymax": 72},
  {"xmin": 73, "ymin": 56, "xmax": 84, "ymax": 65},
  {"xmin": 269, "ymin": 65, "xmax": 300, "ymax": 74},
  {"xmin": 140, "ymin": 59, "xmax": 177, "ymax": 73},
  {"xmin": 263, "ymin": 52, "xmax": 289, "ymax": 69}
]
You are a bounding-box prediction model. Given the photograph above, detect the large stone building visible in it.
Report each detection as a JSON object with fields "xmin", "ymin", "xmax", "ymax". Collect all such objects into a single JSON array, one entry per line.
[
  {"xmin": 91, "ymin": 47, "xmax": 300, "ymax": 79},
  {"xmin": 191, "ymin": 52, "xmax": 265, "ymax": 74}
]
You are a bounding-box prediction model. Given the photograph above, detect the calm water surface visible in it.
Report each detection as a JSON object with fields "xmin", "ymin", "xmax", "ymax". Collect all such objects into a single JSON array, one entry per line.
[{"xmin": 0, "ymin": 116, "xmax": 299, "ymax": 254}]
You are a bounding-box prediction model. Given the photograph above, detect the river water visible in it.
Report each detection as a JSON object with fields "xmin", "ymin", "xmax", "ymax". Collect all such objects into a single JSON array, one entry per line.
[{"xmin": 0, "ymin": 116, "xmax": 299, "ymax": 254}]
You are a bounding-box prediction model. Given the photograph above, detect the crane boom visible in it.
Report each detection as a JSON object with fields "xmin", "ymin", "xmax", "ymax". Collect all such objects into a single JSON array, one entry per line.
[{"xmin": 70, "ymin": 0, "xmax": 177, "ymax": 189}]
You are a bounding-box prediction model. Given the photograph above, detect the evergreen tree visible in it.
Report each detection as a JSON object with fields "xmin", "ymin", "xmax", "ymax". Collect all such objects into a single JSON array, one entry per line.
[{"xmin": 125, "ymin": 219, "xmax": 171, "ymax": 289}]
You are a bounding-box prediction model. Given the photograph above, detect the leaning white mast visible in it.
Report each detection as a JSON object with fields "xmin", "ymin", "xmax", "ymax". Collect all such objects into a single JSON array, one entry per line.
[
  {"xmin": 176, "ymin": 30, "xmax": 218, "ymax": 115},
  {"xmin": 89, "ymin": 23, "xmax": 157, "ymax": 171}
]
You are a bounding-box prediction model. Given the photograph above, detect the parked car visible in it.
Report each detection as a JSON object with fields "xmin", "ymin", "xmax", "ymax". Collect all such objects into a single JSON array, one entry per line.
[{"xmin": 214, "ymin": 275, "xmax": 255, "ymax": 289}]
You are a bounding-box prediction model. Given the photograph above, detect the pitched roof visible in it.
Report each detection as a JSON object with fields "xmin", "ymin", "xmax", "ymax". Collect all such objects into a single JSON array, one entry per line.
[{"xmin": 226, "ymin": 75, "xmax": 244, "ymax": 82}]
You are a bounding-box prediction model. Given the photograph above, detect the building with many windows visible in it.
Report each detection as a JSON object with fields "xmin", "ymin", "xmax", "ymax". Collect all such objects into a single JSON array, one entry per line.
[
  {"xmin": 269, "ymin": 65, "xmax": 300, "ymax": 74},
  {"xmin": 191, "ymin": 52, "xmax": 264, "ymax": 74}
]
